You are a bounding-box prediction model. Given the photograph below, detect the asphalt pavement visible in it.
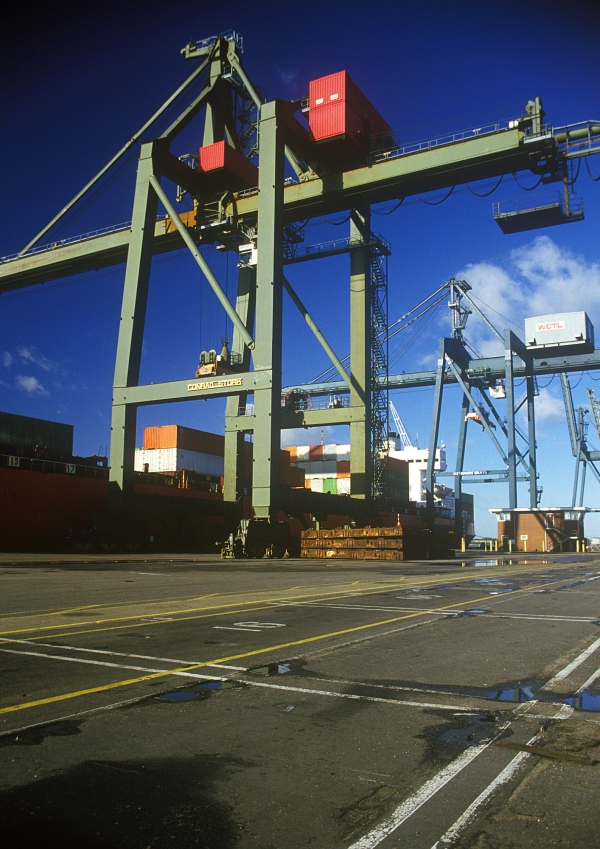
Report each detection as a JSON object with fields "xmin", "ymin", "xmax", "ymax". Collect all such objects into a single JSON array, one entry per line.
[{"xmin": 1, "ymin": 552, "xmax": 599, "ymax": 848}]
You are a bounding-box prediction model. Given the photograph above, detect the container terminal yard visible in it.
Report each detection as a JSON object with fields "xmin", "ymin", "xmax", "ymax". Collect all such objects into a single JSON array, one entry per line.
[{"xmin": 2, "ymin": 20, "xmax": 600, "ymax": 849}]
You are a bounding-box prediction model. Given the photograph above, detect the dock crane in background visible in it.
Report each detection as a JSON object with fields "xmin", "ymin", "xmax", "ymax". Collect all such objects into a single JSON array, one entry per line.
[
  {"xmin": 560, "ymin": 375, "xmax": 600, "ymax": 506},
  {"xmin": 388, "ymin": 400, "xmax": 413, "ymax": 448}
]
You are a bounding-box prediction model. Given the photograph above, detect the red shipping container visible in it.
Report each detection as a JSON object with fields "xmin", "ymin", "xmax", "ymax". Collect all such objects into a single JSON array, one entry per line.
[
  {"xmin": 309, "ymin": 445, "xmax": 323, "ymax": 461},
  {"xmin": 383, "ymin": 455, "xmax": 409, "ymax": 475},
  {"xmin": 198, "ymin": 141, "xmax": 258, "ymax": 188},
  {"xmin": 336, "ymin": 460, "xmax": 350, "ymax": 475},
  {"xmin": 143, "ymin": 426, "xmax": 224, "ymax": 457},
  {"xmin": 308, "ymin": 71, "xmax": 391, "ymax": 143}
]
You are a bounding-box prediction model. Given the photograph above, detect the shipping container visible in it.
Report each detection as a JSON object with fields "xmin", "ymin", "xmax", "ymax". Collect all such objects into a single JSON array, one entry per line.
[
  {"xmin": 198, "ymin": 140, "xmax": 258, "ymax": 189},
  {"xmin": 309, "ymin": 478, "xmax": 324, "ymax": 493},
  {"xmin": 308, "ymin": 71, "xmax": 391, "ymax": 143},
  {"xmin": 323, "ymin": 478, "xmax": 337, "ymax": 495},
  {"xmin": 323, "ymin": 444, "xmax": 338, "ymax": 461},
  {"xmin": 309, "ymin": 445, "xmax": 323, "ymax": 461},
  {"xmin": 134, "ymin": 447, "xmax": 224, "ymax": 477},
  {"xmin": 0, "ymin": 411, "xmax": 73, "ymax": 456},
  {"xmin": 336, "ymin": 477, "xmax": 351, "ymax": 495},
  {"xmin": 336, "ymin": 445, "xmax": 351, "ymax": 461},
  {"xmin": 296, "ymin": 445, "xmax": 309, "ymax": 462},
  {"xmin": 337, "ymin": 460, "xmax": 350, "ymax": 475},
  {"xmin": 143, "ymin": 426, "xmax": 225, "ymax": 456}
]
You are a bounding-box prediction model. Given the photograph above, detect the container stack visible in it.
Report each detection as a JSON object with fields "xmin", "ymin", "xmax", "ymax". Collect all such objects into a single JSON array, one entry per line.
[{"xmin": 135, "ymin": 426, "xmax": 305, "ymax": 489}]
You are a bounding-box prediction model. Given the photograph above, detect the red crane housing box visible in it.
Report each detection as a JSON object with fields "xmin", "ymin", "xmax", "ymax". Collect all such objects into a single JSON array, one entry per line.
[
  {"xmin": 198, "ymin": 141, "xmax": 258, "ymax": 189},
  {"xmin": 308, "ymin": 71, "xmax": 391, "ymax": 144}
]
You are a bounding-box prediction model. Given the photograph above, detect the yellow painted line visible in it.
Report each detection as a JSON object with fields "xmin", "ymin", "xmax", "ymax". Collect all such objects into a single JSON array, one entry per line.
[
  {"xmin": 0, "ymin": 581, "xmax": 412, "ymax": 637},
  {"xmin": 0, "ymin": 559, "xmax": 587, "ymax": 640},
  {"xmin": 0, "ymin": 573, "xmax": 582, "ymax": 717}
]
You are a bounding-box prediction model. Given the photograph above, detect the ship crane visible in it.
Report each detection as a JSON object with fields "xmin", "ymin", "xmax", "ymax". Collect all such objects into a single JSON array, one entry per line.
[{"xmin": 389, "ymin": 401, "xmax": 413, "ymax": 448}]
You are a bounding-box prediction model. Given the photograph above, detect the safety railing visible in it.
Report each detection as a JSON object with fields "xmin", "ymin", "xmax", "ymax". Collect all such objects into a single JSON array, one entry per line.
[
  {"xmin": 0, "ymin": 215, "xmax": 169, "ymax": 265},
  {"xmin": 0, "ymin": 452, "xmax": 109, "ymax": 478}
]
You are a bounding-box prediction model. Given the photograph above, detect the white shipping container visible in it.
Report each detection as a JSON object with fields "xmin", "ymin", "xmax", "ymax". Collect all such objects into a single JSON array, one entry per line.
[
  {"xmin": 336, "ymin": 444, "xmax": 351, "ymax": 461},
  {"xmin": 296, "ymin": 445, "xmax": 310, "ymax": 462},
  {"xmin": 323, "ymin": 443, "xmax": 337, "ymax": 461},
  {"xmin": 134, "ymin": 448, "xmax": 224, "ymax": 476},
  {"xmin": 309, "ymin": 478, "xmax": 324, "ymax": 493},
  {"xmin": 336, "ymin": 477, "xmax": 351, "ymax": 495}
]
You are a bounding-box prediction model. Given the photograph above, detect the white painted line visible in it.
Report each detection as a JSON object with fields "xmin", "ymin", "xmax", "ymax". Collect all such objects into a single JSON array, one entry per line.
[
  {"xmin": 240, "ymin": 679, "xmax": 479, "ymax": 712},
  {"xmin": 576, "ymin": 667, "xmax": 600, "ymax": 694},
  {"xmin": 213, "ymin": 626, "xmax": 262, "ymax": 632},
  {"xmin": 0, "ymin": 636, "xmax": 246, "ymax": 670},
  {"xmin": 430, "ymin": 739, "xmax": 538, "ymax": 848},
  {"xmin": 347, "ymin": 724, "xmax": 511, "ymax": 849},
  {"xmin": 543, "ymin": 635, "xmax": 600, "ymax": 686},
  {"xmin": 271, "ymin": 601, "xmax": 453, "ymax": 615},
  {"xmin": 0, "ymin": 647, "xmax": 168, "ymax": 673},
  {"xmin": 0, "ymin": 647, "xmax": 228, "ymax": 681},
  {"xmin": 286, "ymin": 618, "xmax": 439, "ymax": 662},
  {"xmin": 429, "ymin": 696, "xmax": 577, "ymax": 849}
]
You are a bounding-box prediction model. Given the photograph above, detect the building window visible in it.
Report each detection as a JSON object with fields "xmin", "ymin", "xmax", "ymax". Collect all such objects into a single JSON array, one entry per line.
[
  {"xmin": 496, "ymin": 513, "xmax": 511, "ymax": 522},
  {"xmin": 563, "ymin": 511, "xmax": 579, "ymax": 521},
  {"xmin": 546, "ymin": 513, "xmax": 555, "ymax": 528}
]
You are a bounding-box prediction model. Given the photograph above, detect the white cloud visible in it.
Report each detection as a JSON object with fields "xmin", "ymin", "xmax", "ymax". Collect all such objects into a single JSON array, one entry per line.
[
  {"xmin": 531, "ymin": 388, "xmax": 565, "ymax": 423},
  {"xmin": 15, "ymin": 375, "xmax": 49, "ymax": 396},
  {"xmin": 458, "ymin": 236, "xmax": 600, "ymax": 356},
  {"xmin": 17, "ymin": 346, "xmax": 57, "ymax": 372},
  {"xmin": 2, "ymin": 351, "xmax": 12, "ymax": 367}
]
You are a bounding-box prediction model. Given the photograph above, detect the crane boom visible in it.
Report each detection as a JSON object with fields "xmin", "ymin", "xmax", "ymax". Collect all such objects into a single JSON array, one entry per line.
[{"xmin": 389, "ymin": 401, "xmax": 413, "ymax": 448}]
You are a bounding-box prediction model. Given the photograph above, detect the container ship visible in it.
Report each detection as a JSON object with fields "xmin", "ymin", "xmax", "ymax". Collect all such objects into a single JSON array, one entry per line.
[{"xmin": 0, "ymin": 412, "xmax": 473, "ymax": 555}]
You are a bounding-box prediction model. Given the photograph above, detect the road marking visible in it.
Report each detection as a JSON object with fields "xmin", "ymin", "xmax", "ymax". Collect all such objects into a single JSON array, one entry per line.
[
  {"xmin": 347, "ymin": 723, "xmax": 513, "ymax": 849},
  {"xmin": 576, "ymin": 667, "xmax": 600, "ymax": 693},
  {"xmin": 0, "ymin": 637, "xmax": 245, "ymax": 670},
  {"xmin": 430, "ymin": 738, "xmax": 539, "ymax": 848},
  {"xmin": 0, "ymin": 570, "xmax": 594, "ymax": 717},
  {"xmin": 543, "ymin": 634, "xmax": 600, "ymax": 687},
  {"xmin": 214, "ymin": 626, "xmax": 263, "ymax": 632},
  {"xmin": 239, "ymin": 679, "xmax": 478, "ymax": 712},
  {"xmin": 0, "ymin": 561, "xmax": 588, "ymax": 637},
  {"xmin": 0, "ymin": 647, "xmax": 169, "ymax": 673}
]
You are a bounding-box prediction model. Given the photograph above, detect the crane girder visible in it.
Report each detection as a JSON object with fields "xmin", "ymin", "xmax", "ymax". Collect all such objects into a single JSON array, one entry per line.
[{"xmin": 0, "ymin": 127, "xmax": 560, "ymax": 294}]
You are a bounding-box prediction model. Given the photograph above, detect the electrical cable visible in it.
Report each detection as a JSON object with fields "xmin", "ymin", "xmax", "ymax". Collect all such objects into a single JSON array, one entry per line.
[
  {"xmin": 323, "ymin": 215, "xmax": 351, "ymax": 226},
  {"xmin": 467, "ymin": 174, "xmax": 504, "ymax": 198},
  {"xmin": 535, "ymin": 376, "xmax": 555, "ymax": 389},
  {"xmin": 419, "ymin": 186, "xmax": 455, "ymax": 205},
  {"xmin": 512, "ymin": 173, "xmax": 543, "ymax": 191},
  {"xmin": 585, "ymin": 157, "xmax": 600, "ymax": 182},
  {"xmin": 372, "ymin": 198, "xmax": 405, "ymax": 215},
  {"xmin": 467, "ymin": 291, "xmax": 522, "ymax": 333}
]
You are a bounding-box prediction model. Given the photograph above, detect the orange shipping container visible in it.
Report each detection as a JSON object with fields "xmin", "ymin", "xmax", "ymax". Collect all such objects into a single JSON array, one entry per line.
[{"xmin": 143, "ymin": 426, "xmax": 224, "ymax": 457}]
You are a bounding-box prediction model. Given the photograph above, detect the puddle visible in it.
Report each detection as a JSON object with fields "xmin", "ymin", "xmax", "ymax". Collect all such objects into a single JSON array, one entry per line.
[
  {"xmin": 494, "ymin": 685, "xmax": 536, "ymax": 702},
  {"xmin": 471, "ymin": 559, "xmax": 550, "ymax": 567},
  {"xmin": 436, "ymin": 713, "xmax": 500, "ymax": 750},
  {"xmin": 0, "ymin": 720, "xmax": 81, "ymax": 747},
  {"xmin": 249, "ymin": 661, "xmax": 299, "ymax": 676},
  {"xmin": 452, "ymin": 608, "xmax": 490, "ymax": 618},
  {"xmin": 564, "ymin": 693, "xmax": 600, "ymax": 712},
  {"xmin": 156, "ymin": 691, "xmax": 199, "ymax": 702}
]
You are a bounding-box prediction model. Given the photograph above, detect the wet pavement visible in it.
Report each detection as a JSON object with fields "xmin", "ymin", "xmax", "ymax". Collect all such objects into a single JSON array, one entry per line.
[{"xmin": 1, "ymin": 553, "xmax": 600, "ymax": 847}]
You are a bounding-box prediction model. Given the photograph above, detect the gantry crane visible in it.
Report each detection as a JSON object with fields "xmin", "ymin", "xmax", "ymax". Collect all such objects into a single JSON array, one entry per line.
[{"xmin": 1, "ymin": 30, "xmax": 600, "ymax": 533}]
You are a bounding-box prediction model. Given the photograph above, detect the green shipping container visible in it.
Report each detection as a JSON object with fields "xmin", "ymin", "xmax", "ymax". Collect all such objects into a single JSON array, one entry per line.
[{"xmin": 323, "ymin": 478, "xmax": 337, "ymax": 494}]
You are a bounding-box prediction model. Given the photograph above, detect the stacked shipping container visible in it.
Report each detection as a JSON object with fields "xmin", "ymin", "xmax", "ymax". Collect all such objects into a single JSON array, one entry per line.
[{"xmin": 136, "ymin": 426, "xmax": 305, "ymax": 489}]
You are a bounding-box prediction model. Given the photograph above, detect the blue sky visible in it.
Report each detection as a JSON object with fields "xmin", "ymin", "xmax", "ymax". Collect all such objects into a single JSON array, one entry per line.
[{"xmin": 1, "ymin": 0, "xmax": 599, "ymax": 535}]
